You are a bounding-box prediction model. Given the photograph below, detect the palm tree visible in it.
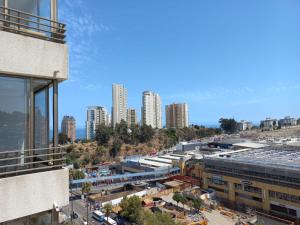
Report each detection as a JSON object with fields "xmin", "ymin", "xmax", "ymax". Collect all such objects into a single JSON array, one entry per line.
[
  {"xmin": 82, "ymin": 182, "xmax": 92, "ymax": 196},
  {"xmin": 103, "ymin": 203, "xmax": 113, "ymax": 220},
  {"xmin": 81, "ymin": 182, "xmax": 92, "ymax": 225}
]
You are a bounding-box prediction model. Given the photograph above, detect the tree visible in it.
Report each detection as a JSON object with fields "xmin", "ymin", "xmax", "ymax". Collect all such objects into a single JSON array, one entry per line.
[
  {"xmin": 95, "ymin": 124, "xmax": 112, "ymax": 146},
  {"xmin": 165, "ymin": 128, "xmax": 178, "ymax": 146},
  {"xmin": 110, "ymin": 138, "xmax": 122, "ymax": 158},
  {"xmin": 192, "ymin": 197, "xmax": 203, "ymax": 212},
  {"xmin": 59, "ymin": 132, "xmax": 70, "ymax": 145},
  {"xmin": 70, "ymin": 169, "xmax": 85, "ymax": 180},
  {"xmin": 103, "ymin": 203, "xmax": 113, "ymax": 220},
  {"xmin": 139, "ymin": 124, "xmax": 155, "ymax": 143},
  {"xmin": 115, "ymin": 120, "xmax": 130, "ymax": 143},
  {"xmin": 172, "ymin": 192, "xmax": 182, "ymax": 207},
  {"xmin": 180, "ymin": 195, "xmax": 188, "ymax": 214},
  {"xmin": 119, "ymin": 196, "xmax": 142, "ymax": 222},
  {"xmin": 219, "ymin": 118, "xmax": 237, "ymax": 134},
  {"xmin": 81, "ymin": 182, "xmax": 92, "ymax": 196}
]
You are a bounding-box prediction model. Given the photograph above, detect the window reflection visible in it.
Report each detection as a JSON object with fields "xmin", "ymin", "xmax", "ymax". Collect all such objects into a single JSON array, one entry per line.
[
  {"xmin": 0, "ymin": 75, "xmax": 51, "ymax": 173},
  {"xmin": 0, "ymin": 76, "xmax": 30, "ymax": 152},
  {"xmin": 7, "ymin": 0, "xmax": 51, "ymax": 34}
]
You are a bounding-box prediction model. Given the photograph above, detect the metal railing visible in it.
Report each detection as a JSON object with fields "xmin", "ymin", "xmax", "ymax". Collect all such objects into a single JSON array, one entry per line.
[
  {"xmin": 0, "ymin": 146, "xmax": 66, "ymax": 177},
  {"xmin": 0, "ymin": 6, "xmax": 66, "ymax": 43}
]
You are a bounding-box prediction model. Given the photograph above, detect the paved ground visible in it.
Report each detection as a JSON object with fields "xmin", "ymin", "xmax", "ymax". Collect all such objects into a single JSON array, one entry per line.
[
  {"xmin": 202, "ymin": 210, "xmax": 236, "ymax": 225},
  {"xmin": 160, "ymin": 192, "xmax": 237, "ymax": 225},
  {"xmin": 62, "ymin": 197, "xmax": 102, "ymax": 225}
]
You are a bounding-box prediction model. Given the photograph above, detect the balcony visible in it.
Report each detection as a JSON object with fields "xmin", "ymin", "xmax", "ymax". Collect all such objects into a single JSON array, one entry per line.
[
  {"xmin": 0, "ymin": 146, "xmax": 66, "ymax": 178},
  {"xmin": 0, "ymin": 6, "xmax": 66, "ymax": 43}
]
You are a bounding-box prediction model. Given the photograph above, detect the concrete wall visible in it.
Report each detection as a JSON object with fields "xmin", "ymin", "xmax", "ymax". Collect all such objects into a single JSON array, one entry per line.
[
  {"xmin": 0, "ymin": 168, "xmax": 69, "ymax": 223},
  {"xmin": 0, "ymin": 30, "xmax": 68, "ymax": 80}
]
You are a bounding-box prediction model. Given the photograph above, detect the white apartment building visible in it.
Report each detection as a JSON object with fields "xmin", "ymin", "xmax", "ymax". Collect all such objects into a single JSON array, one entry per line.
[
  {"xmin": 237, "ymin": 120, "xmax": 252, "ymax": 131},
  {"xmin": 112, "ymin": 84, "xmax": 127, "ymax": 127},
  {"xmin": 86, "ymin": 106, "xmax": 108, "ymax": 140},
  {"xmin": 165, "ymin": 103, "xmax": 189, "ymax": 128},
  {"xmin": 260, "ymin": 118, "xmax": 278, "ymax": 130},
  {"xmin": 0, "ymin": 0, "xmax": 69, "ymax": 224},
  {"xmin": 278, "ymin": 116, "xmax": 297, "ymax": 127},
  {"xmin": 142, "ymin": 91, "xmax": 162, "ymax": 129}
]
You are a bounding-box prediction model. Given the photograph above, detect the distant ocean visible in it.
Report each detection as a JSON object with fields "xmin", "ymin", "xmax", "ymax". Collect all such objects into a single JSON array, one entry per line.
[
  {"xmin": 76, "ymin": 128, "xmax": 86, "ymax": 139},
  {"xmin": 50, "ymin": 128, "xmax": 86, "ymax": 140}
]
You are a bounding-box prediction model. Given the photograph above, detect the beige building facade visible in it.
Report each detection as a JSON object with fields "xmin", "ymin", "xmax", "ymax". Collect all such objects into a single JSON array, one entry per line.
[{"xmin": 165, "ymin": 103, "xmax": 189, "ymax": 128}]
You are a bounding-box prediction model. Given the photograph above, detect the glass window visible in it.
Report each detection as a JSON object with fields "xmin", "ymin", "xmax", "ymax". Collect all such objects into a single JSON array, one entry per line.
[
  {"xmin": 0, "ymin": 75, "xmax": 51, "ymax": 174},
  {"xmin": 34, "ymin": 86, "xmax": 48, "ymax": 149},
  {"xmin": 8, "ymin": 0, "xmax": 52, "ymax": 35},
  {"xmin": 0, "ymin": 76, "xmax": 30, "ymax": 151}
]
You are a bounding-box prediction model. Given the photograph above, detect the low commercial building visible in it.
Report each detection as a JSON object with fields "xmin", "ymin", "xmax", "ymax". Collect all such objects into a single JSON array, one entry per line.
[
  {"xmin": 176, "ymin": 141, "xmax": 203, "ymax": 151},
  {"xmin": 279, "ymin": 116, "xmax": 297, "ymax": 127},
  {"xmin": 260, "ymin": 118, "xmax": 278, "ymax": 130},
  {"xmin": 201, "ymin": 147, "xmax": 300, "ymax": 224}
]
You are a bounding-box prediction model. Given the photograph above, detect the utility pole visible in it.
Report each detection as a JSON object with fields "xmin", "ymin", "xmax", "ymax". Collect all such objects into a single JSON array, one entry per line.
[
  {"xmin": 86, "ymin": 201, "xmax": 89, "ymax": 225},
  {"xmin": 70, "ymin": 181, "xmax": 74, "ymax": 224}
]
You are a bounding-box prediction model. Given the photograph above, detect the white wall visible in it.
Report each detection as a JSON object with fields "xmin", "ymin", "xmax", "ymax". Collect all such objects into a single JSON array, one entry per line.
[
  {"xmin": 0, "ymin": 30, "xmax": 68, "ymax": 80},
  {"xmin": 0, "ymin": 168, "xmax": 69, "ymax": 223}
]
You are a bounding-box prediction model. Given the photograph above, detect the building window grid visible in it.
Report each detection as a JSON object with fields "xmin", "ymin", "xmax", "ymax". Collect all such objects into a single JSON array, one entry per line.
[
  {"xmin": 234, "ymin": 183, "xmax": 262, "ymax": 195},
  {"xmin": 269, "ymin": 190, "xmax": 300, "ymax": 204},
  {"xmin": 205, "ymin": 165, "xmax": 300, "ymax": 189}
]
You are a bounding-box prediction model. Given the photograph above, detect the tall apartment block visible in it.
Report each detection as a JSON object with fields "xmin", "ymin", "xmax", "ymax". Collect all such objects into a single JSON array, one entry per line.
[
  {"xmin": 127, "ymin": 108, "xmax": 138, "ymax": 127},
  {"xmin": 112, "ymin": 84, "xmax": 127, "ymax": 127},
  {"xmin": 165, "ymin": 103, "xmax": 189, "ymax": 128},
  {"xmin": 142, "ymin": 91, "xmax": 162, "ymax": 129},
  {"xmin": 0, "ymin": 0, "xmax": 69, "ymax": 224},
  {"xmin": 86, "ymin": 106, "xmax": 108, "ymax": 140},
  {"xmin": 61, "ymin": 116, "xmax": 76, "ymax": 142}
]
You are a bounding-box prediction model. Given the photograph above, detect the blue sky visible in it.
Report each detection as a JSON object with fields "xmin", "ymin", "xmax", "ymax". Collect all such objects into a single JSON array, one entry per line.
[{"xmin": 58, "ymin": 0, "xmax": 300, "ymax": 128}]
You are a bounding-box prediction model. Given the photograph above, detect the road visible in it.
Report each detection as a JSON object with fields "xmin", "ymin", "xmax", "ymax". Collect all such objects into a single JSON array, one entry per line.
[{"xmin": 62, "ymin": 196, "xmax": 102, "ymax": 225}]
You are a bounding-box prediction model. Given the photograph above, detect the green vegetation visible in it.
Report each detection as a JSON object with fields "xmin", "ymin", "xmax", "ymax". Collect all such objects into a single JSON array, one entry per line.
[
  {"xmin": 81, "ymin": 182, "xmax": 92, "ymax": 195},
  {"xmin": 59, "ymin": 132, "xmax": 70, "ymax": 145},
  {"xmin": 65, "ymin": 122, "xmax": 222, "ymax": 168},
  {"xmin": 192, "ymin": 197, "xmax": 203, "ymax": 211},
  {"xmin": 172, "ymin": 191, "xmax": 182, "ymax": 207},
  {"xmin": 103, "ymin": 203, "xmax": 113, "ymax": 220},
  {"xmin": 119, "ymin": 196, "xmax": 179, "ymax": 225},
  {"xmin": 95, "ymin": 124, "xmax": 112, "ymax": 145},
  {"xmin": 139, "ymin": 211, "xmax": 180, "ymax": 225},
  {"xmin": 69, "ymin": 169, "xmax": 85, "ymax": 180},
  {"xmin": 219, "ymin": 118, "xmax": 238, "ymax": 133},
  {"xmin": 119, "ymin": 195, "xmax": 142, "ymax": 222}
]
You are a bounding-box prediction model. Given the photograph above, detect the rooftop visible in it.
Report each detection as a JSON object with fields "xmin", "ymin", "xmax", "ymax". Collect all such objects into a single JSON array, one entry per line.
[{"xmin": 210, "ymin": 147, "xmax": 300, "ymax": 170}]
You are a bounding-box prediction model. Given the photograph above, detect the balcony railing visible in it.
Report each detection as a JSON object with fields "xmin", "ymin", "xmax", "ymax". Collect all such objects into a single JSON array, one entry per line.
[
  {"xmin": 0, "ymin": 6, "xmax": 66, "ymax": 43},
  {"xmin": 0, "ymin": 146, "xmax": 66, "ymax": 177}
]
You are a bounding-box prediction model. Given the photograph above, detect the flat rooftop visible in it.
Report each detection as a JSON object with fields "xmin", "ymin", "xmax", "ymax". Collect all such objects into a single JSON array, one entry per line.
[
  {"xmin": 144, "ymin": 157, "xmax": 173, "ymax": 164},
  {"xmin": 209, "ymin": 147, "xmax": 300, "ymax": 170},
  {"xmin": 139, "ymin": 158, "xmax": 171, "ymax": 168}
]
